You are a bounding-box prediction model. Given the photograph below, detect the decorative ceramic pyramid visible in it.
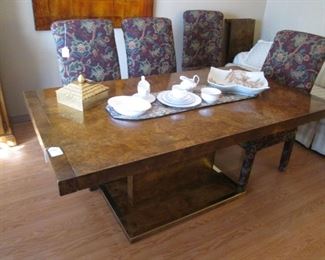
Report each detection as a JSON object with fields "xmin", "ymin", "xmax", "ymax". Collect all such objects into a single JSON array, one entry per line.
[{"xmin": 56, "ymin": 75, "xmax": 109, "ymax": 111}]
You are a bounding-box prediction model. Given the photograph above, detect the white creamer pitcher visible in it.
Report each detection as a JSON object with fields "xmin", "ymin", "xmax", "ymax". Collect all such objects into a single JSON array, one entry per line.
[{"xmin": 179, "ymin": 75, "xmax": 200, "ymax": 91}]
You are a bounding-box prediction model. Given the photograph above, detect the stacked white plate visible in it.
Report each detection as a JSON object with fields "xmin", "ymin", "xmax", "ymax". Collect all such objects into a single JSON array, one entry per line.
[{"xmin": 157, "ymin": 90, "xmax": 201, "ymax": 108}]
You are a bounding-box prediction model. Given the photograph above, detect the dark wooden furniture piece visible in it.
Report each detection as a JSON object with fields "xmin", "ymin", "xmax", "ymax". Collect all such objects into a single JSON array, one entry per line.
[
  {"xmin": 24, "ymin": 68, "xmax": 325, "ymax": 242},
  {"xmin": 224, "ymin": 19, "xmax": 255, "ymax": 63},
  {"xmin": 0, "ymin": 81, "xmax": 16, "ymax": 146},
  {"xmin": 32, "ymin": 0, "xmax": 154, "ymax": 30}
]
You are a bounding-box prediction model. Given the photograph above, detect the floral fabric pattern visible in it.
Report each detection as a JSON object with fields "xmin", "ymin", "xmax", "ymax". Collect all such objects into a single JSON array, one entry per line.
[
  {"xmin": 262, "ymin": 30, "xmax": 325, "ymax": 93},
  {"xmin": 122, "ymin": 17, "xmax": 176, "ymax": 78},
  {"xmin": 51, "ymin": 19, "xmax": 120, "ymax": 85},
  {"xmin": 182, "ymin": 10, "xmax": 224, "ymax": 70}
]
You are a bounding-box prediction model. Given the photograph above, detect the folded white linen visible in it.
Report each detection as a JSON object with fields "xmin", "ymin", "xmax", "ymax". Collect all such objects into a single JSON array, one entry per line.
[{"xmin": 232, "ymin": 40, "xmax": 273, "ymax": 71}]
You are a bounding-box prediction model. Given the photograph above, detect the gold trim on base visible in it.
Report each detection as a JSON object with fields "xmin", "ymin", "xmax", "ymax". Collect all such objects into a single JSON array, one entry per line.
[{"xmin": 100, "ymin": 170, "xmax": 244, "ymax": 243}]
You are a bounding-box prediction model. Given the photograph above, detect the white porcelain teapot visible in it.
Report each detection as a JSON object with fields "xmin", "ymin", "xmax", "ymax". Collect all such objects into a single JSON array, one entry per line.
[{"xmin": 179, "ymin": 75, "xmax": 200, "ymax": 91}]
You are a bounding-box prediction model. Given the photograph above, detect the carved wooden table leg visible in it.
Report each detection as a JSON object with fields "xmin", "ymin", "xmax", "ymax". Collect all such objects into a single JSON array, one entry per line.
[
  {"xmin": 279, "ymin": 131, "xmax": 296, "ymax": 171},
  {"xmin": 238, "ymin": 144, "xmax": 257, "ymax": 189}
]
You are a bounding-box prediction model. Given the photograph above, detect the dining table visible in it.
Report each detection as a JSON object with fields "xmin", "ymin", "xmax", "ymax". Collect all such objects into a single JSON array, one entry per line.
[{"xmin": 24, "ymin": 68, "xmax": 325, "ymax": 242}]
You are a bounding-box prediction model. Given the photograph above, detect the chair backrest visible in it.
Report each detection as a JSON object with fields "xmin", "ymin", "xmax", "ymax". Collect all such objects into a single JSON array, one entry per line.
[
  {"xmin": 122, "ymin": 17, "xmax": 176, "ymax": 78},
  {"xmin": 262, "ymin": 30, "xmax": 325, "ymax": 93},
  {"xmin": 51, "ymin": 19, "xmax": 120, "ymax": 85},
  {"xmin": 182, "ymin": 10, "xmax": 224, "ymax": 70}
]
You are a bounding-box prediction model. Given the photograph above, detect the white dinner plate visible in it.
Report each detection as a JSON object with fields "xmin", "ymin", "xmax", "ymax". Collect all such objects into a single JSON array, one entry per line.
[{"xmin": 157, "ymin": 91, "xmax": 202, "ymax": 108}]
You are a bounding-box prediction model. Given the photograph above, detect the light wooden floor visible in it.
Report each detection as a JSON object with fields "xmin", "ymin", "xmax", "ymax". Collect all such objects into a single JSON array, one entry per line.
[{"xmin": 1, "ymin": 122, "xmax": 324, "ymax": 259}]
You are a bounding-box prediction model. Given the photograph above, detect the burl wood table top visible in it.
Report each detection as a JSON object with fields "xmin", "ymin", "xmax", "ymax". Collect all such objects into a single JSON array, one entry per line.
[{"xmin": 24, "ymin": 68, "xmax": 325, "ymax": 195}]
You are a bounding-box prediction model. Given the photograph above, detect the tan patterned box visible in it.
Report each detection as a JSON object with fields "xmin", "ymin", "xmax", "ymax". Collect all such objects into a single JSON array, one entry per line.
[{"xmin": 56, "ymin": 75, "xmax": 109, "ymax": 111}]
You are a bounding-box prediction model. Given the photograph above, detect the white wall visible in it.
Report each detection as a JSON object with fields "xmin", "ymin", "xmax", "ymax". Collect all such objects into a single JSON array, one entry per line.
[
  {"xmin": 0, "ymin": 0, "xmax": 60, "ymax": 118},
  {"xmin": 1, "ymin": 0, "xmax": 267, "ymax": 117},
  {"xmin": 261, "ymin": 0, "xmax": 325, "ymax": 40}
]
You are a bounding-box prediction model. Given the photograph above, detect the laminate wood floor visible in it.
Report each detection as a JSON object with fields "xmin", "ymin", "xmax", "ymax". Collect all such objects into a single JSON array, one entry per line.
[{"xmin": 0, "ymin": 122, "xmax": 324, "ymax": 259}]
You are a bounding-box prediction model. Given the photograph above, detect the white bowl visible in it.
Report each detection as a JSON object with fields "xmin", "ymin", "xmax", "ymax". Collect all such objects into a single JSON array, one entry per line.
[
  {"xmin": 108, "ymin": 96, "xmax": 151, "ymax": 117},
  {"xmin": 201, "ymin": 87, "xmax": 221, "ymax": 104},
  {"xmin": 207, "ymin": 67, "xmax": 269, "ymax": 96}
]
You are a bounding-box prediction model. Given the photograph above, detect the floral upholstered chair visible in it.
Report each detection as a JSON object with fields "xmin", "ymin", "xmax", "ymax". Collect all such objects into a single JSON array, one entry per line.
[
  {"xmin": 238, "ymin": 30, "xmax": 325, "ymax": 189},
  {"xmin": 121, "ymin": 17, "xmax": 176, "ymax": 78},
  {"xmin": 182, "ymin": 10, "xmax": 224, "ymax": 71},
  {"xmin": 262, "ymin": 30, "xmax": 325, "ymax": 93},
  {"xmin": 51, "ymin": 19, "xmax": 120, "ymax": 85}
]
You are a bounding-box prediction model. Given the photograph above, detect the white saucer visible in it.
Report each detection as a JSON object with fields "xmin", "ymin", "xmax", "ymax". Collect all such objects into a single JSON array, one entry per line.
[
  {"xmin": 133, "ymin": 93, "xmax": 156, "ymax": 103},
  {"xmin": 157, "ymin": 91, "xmax": 202, "ymax": 108}
]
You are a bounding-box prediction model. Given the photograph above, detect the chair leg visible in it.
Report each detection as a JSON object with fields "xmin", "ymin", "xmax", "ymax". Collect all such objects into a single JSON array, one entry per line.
[
  {"xmin": 238, "ymin": 144, "xmax": 257, "ymax": 190},
  {"xmin": 279, "ymin": 137, "xmax": 295, "ymax": 172}
]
